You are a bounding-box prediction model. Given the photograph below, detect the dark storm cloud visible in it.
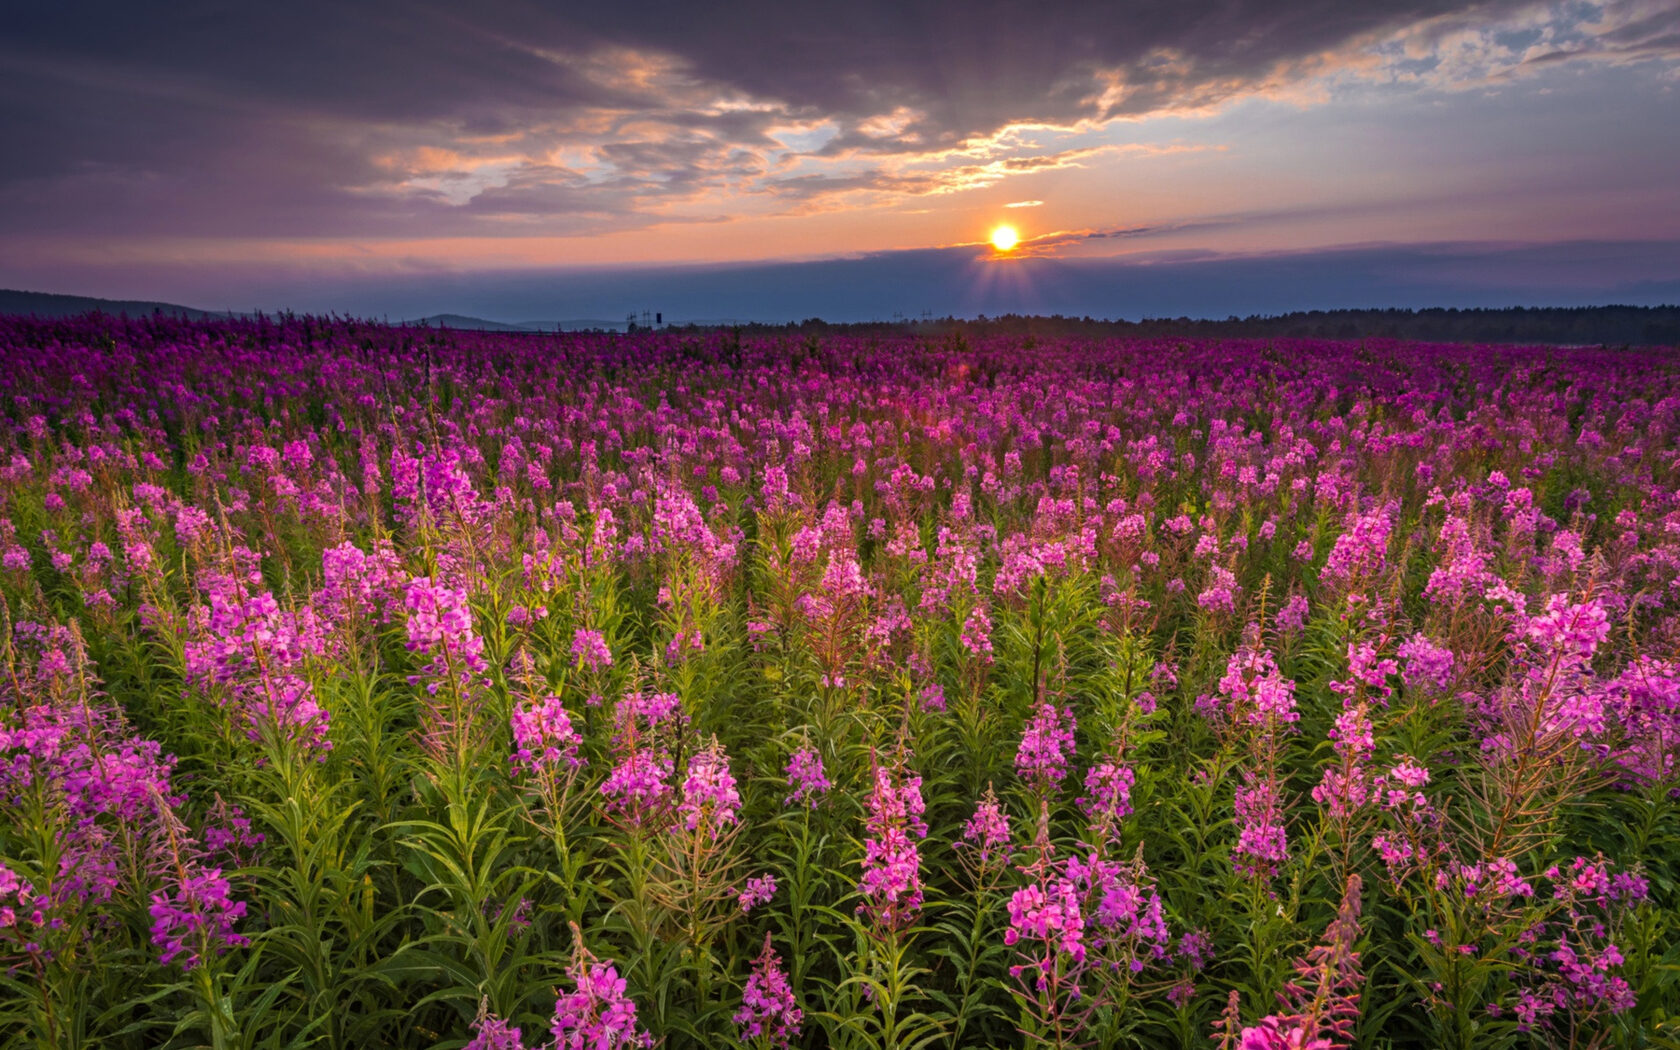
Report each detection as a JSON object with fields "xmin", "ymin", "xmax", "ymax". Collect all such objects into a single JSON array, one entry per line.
[{"xmin": 5, "ymin": 0, "xmax": 1476, "ymax": 133}]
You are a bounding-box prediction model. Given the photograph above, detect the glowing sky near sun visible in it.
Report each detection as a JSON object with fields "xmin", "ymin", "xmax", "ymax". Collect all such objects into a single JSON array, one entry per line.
[{"xmin": 1, "ymin": 0, "xmax": 1677, "ymax": 316}]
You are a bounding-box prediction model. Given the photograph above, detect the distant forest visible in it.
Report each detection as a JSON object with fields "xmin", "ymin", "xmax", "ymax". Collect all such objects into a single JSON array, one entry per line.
[
  {"xmin": 764, "ymin": 305, "xmax": 1680, "ymax": 347},
  {"xmin": 4, "ymin": 288, "xmax": 1678, "ymax": 346}
]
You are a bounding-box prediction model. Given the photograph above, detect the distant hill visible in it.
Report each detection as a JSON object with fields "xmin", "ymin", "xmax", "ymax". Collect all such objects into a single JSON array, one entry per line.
[
  {"xmin": 405, "ymin": 314, "xmax": 537, "ymax": 332},
  {"xmin": 5, "ymin": 289, "xmax": 1677, "ymax": 345},
  {"xmin": 0, "ymin": 288, "xmax": 226, "ymax": 320},
  {"xmin": 408, "ymin": 315, "xmax": 650, "ymax": 332},
  {"xmin": 898, "ymin": 305, "xmax": 1680, "ymax": 346}
]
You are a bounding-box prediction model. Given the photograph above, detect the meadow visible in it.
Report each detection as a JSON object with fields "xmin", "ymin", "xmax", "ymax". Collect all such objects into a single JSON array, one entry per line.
[{"xmin": 1, "ymin": 313, "xmax": 1676, "ymax": 1049}]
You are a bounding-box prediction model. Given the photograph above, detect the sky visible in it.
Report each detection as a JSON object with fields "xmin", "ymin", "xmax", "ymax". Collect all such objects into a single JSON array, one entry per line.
[{"xmin": 2, "ymin": 0, "xmax": 1678, "ymax": 322}]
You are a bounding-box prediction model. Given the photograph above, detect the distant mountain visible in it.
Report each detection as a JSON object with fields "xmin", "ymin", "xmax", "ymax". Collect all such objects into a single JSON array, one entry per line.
[
  {"xmin": 405, "ymin": 315, "xmax": 642, "ymax": 332},
  {"xmin": 6, "ymin": 288, "xmax": 1676, "ymax": 345},
  {"xmin": 0, "ymin": 288, "xmax": 225, "ymax": 320},
  {"xmin": 0, "ymin": 293, "xmax": 655, "ymax": 333},
  {"xmin": 516, "ymin": 319, "xmax": 643, "ymax": 332},
  {"xmin": 405, "ymin": 314, "xmax": 537, "ymax": 332}
]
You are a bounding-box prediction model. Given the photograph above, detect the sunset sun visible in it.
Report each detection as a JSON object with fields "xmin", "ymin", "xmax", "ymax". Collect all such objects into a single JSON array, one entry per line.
[{"xmin": 990, "ymin": 224, "xmax": 1019, "ymax": 251}]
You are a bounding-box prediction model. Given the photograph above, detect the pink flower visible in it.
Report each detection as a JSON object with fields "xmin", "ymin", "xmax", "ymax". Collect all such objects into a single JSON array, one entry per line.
[
  {"xmin": 676, "ymin": 743, "xmax": 740, "ymax": 837},
  {"xmin": 857, "ymin": 757, "xmax": 928, "ymax": 931},
  {"xmin": 1015, "ymin": 701, "xmax": 1077, "ymax": 794},
  {"xmin": 1079, "ymin": 761, "xmax": 1135, "ymax": 839},
  {"xmin": 1219, "ymin": 645, "xmax": 1299, "ymax": 728},
  {"xmin": 572, "ymin": 628, "xmax": 613, "ymax": 671},
  {"xmin": 601, "ymin": 751, "xmax": 674, "ymax": 825},
  {"xmin": 784, "ymin": 745, "xmax": 831, "ymax": 805},
  {"xmin": 738, "ymin": 874, "xmax": 777, "ymax": 913},
  {"xmin": 961, "ymin": 792, "xmax": 1013, "ymax": 866},
  {"xmin": 550, "ymin": 956, "xmax": 653, "ymax": 1050},
  {"xmin": 464, "ymin": 1016, "xmax": 527, "ymax": 1050},
  {"xmin": 149, "ymin": 866, "xmax": 250, "ymax": 970},
  {"xmin": 510, "ymin": 694, "xmax": 583, "ymax": 777},
  {"xmin": 734, "ymin": 935, "xmax": 802, "ymax": 1048}
]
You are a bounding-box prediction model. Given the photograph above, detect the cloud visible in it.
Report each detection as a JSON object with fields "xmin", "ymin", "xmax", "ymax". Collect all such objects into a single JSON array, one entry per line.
[
  {"xmin": 19, "ymin": 238, "xmax": 1676, "ymax": 323},
  {"xmin": 0, "ymin": 0, "xmax": 1676, "ymax": 247}
]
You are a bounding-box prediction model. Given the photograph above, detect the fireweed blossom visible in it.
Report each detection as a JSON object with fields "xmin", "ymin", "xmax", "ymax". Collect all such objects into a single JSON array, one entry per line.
[
  {"xmin": 962, "ymin": 789, "xmax": 1013, "ymax": 867},
  {"xmin": 1397, "ymin": 633, "xmax": 1456, "ymax": 694},
  {"xmin": 509, "ymin": 693, "xmax": 583, "ymax": 779},
  {"xmin": 738, "ymin": 874, "xmax": 777, "ymax": 913},
  {"xmin": 402, "ymin": 576, "xmax": 488, "ymax": 692},
  {"xmin": 611, "ymin": 691, "xmax": 687, "ymax": 747},
  {"xmin": 11, "ymin": 315, "xmax": 1680, "ymax": 1047},
  {"xmin": 1016, "ymin": 700, "xmax": 1077, "ymax": 795},
  {"xmin": 1234, "ymin": 775, "xmax": 1290, "ymax": 878},
  {"xmin": 462, "ymin": 1015, "xmax": 527, "ymax": 1050},
  {"xmin": 1070, "ymin": 851, "xmax": 1171, "ymax": 975},
  {"xmin": 1217, "ymin": 644, "xmax": 1299, "ymax": 730},
  {"xmin": 149, "ymin": 864, "xmax": 250, "ymax": 970},
  {"xmin": 600, "ymin": 750, "xmax": 675, "ymax": 827},
  {"xmin": 1422, "ymin": 856, "xmax": 1642, "ymax": 1030},
  {"xmin": 1312, "ymin": 703, "xmax": 1375, "ymax": 823},
  {"xmin": 0, "ymin": 657, "xmax": 252, "ymax": 973},
  {"xmin": 548, "ymin": 930, "xmax": 654, "ymax": 1050},
  {"xmin": 735, "ymin": 933, "xmax": 803, "ymax": 1048},
  {"xmin": 318, "ymin": 540, "xmax": 403, "ymax": 625},
  {"xmin": 1006, "ymin": 874, "xmax": 1087, "ymax": 992},
  {"xmin": 1323, "ymin": 504, "xmax": 1395, "ymax": 588},
  {"xmin": 571, "ymin": 627, "xmax": 613, "ymax": 671},
  {"xmin": 1371, "ymin": 758, "xmax": 1438, "ymax": 881},
  {"xmin": 598, "ymin": 691, "xmax": 686, "ymax": 827},
  {"xmin": 184, "ymin": 582, "xmax": 333, "ymax": 759},
  {"xmin": 784, "ymin": 744, "xmax": 831, "ymax": 805},
  {"xmin": 1005, "ymin": 811, "xmax": 1088, "ymax": 998},
  {"xmin": 1079, "ymin": 760, "xmax": 1136, "ymax": 842},
  {"xmin": 1004, "ymin": 807, "xmax": 1172, "ymax": 1006},
  {"xmin": 675, "ymin": 741, "xmax": 741, "ymax": 838},
  {"xmin": 955, "ymin": 786, "xmax": 1014, "ymax": 890},
  {"xmin": 857, "ymin": 756, "xmax": 928, "ymax": 932}
]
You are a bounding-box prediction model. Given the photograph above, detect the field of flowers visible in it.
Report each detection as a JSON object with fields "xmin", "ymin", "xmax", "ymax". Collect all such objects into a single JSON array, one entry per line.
[{"xmin": 1, "ymin": 313, "xmax": 1677, "ymax": 1049}]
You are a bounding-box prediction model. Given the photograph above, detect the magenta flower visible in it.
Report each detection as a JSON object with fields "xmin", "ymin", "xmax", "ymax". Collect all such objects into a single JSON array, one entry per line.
[
  {"xmin": 1079, "ymin": 761, "xmax": 1136, "ymax": 840},
  {"xmin": 784, "ymin": 745, "xmax": 831, "ymax": 806},
  {"xmin": 464, "ymin": 1016, "xmax": 528, "ymax": 1050},
  {"xmin": 959, "ymin": 605, "xmax": 994, "ymax": 662},
  {"xmin": 1005, "ymin": 878, "xmax": 1087, "ymax": 985},
  {"xmin": 600, "ymin": 751, "xmax": 675, "ymax": 826},
  {"xmin": 572, "ymin": 627, "xmax": 613, "ymax": 671},
  {"xmin": 1397, "ymin": 633, "xmax": 1455, "ymax": 693},
  {"xmin": 1234, "ymin": 776, "xmax": 1289, "ymax": 878},
  {"xmin": 550, "ymin": 954, "xmax": 653, "ymax": 1050},
  {"xmin": 149, "ymin": 865, "xmax": 250, "ymax": 970},
  {"xmin": 510, "ymin": 693, "xmax": 583, "ymax": 778},
  {"xmin": 402, "ymin": 575, "xmax": 488, "ymax": 690},
  {"xmin": 962, "ymin": 792, "xmax": 1014, "ymax": 866},
  {"xmin": 1015, "ymin": 700, "xmax": 1077, "ymax": 794},
  {"xmin": 1218, "ymin": 645, "xmax": 1299, "ymax": 728},
  {"xmin": 857, "ymin": 757, "xmax": 928, "ymax": 931},
  {"xmin": 734, "ymin": 934, "xmax": 802, "ymax": 1048},
  {"xmin": 1312, "ymin": 704, "xmax": 1374, "ymax": 821},
  {"xmin": 675, "ymin": 742, "xmax": 740, "ymax": 837},
  {"xmin": 738, "ymin": 874, "xmax": 777, "ymax": 913},
  {"xmin": 1323, "ymin": 503, "xmax": 1394, "ymax": 585}
]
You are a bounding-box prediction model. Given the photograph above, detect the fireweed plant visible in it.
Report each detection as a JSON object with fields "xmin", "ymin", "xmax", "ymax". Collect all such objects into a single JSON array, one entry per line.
[{"xmin": 0, "ymin": 314, "xmax": 1676, "ymax": 1048}]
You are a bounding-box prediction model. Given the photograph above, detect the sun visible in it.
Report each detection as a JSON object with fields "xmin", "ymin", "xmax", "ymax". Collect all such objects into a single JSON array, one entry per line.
[{"xmin": 990, "ymin": 224, "xmax": 1019, "ymax": 252}]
